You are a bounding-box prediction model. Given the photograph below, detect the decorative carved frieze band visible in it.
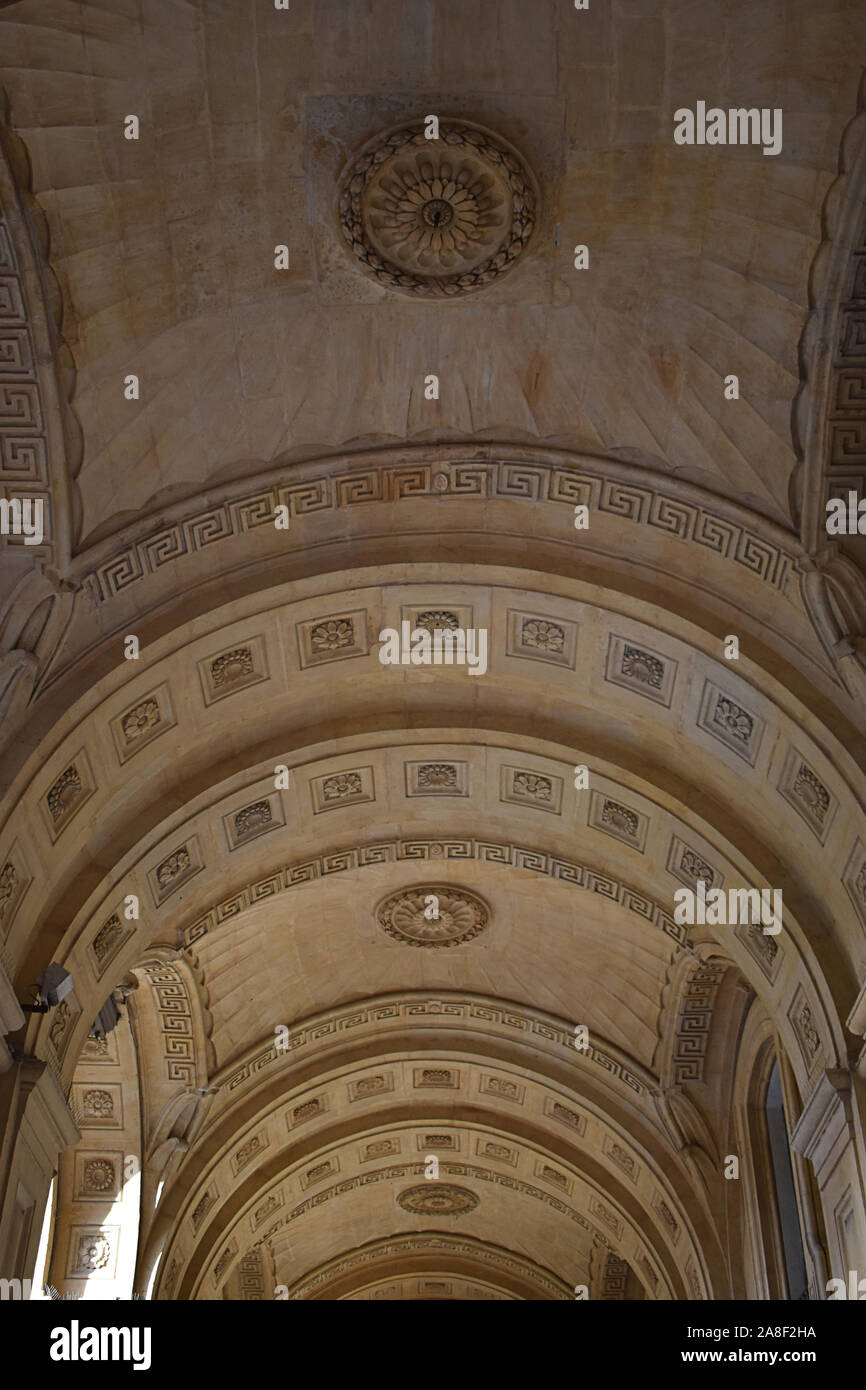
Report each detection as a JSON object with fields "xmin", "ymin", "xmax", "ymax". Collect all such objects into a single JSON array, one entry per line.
[
  {"xmin": 216, "ymin": 992, "xmax": 648, "ymax": 1100},
  {"xmin": 81, "ymin": 456, "xmax": 797, "ymax": 605},
  {"xmin": 182, "ymin": 835, "xmax": 687, "ymax": 958},
  {"xmin": 825, "ymin": 204, "xmax": 866, "ymax": 498},
  {"xmin": 672, "ymin": 962, "xmax": 727, "ymax": 1084},
  {"xmin": 138, "ymin": 962, "xmax": 196, "ymax": 1084},
  {"xmin": 283, "ymin": 1232, "xmax": 570, "ymax": 1301},
  {"xmin": 0, "ymin": 168, "xmax": 52, "ymax": 538}
]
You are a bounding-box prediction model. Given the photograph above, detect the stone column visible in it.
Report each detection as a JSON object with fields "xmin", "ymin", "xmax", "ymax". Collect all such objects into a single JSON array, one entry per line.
[
  {"xmin": 222, "ymin": 1248, "xmax": 274, "ymax": 1301},
  {"xmin": 791, "ymin": 1068, "xmax": 866, "ymax": 1288},
  {"xmin": 0, "ymin": 1053, "xmax": 80, "ymax": 1286},
  {"xmin": 0, "ymin": 959, "xmax": 24, "ymax": 1077}
]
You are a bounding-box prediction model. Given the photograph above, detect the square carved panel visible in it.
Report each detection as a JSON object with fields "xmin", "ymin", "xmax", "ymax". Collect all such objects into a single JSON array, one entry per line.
[
  {"xmin": 147, "ymin": 835, "xmax": 203, "ymax": 906},
  {"xmin": 0, "ymin": 840, "xmax": 31, "ymax": 939},
  {"xmin": 191, "ymin": 1186, "xmax": 219, "ymax": 1233},
  {"xmin": 212, "ymin": 1241, "xmax": 238, "ymax": 1288},
  {"xmin": 296, "ymin": 609, "xmax": 369, "ymax": 668},
  {"xmin": 110, "ymin": 683, "xmax": 176, "ymax": 764},
  {"xmin": 535, "ymin": 1160, "xmax": 573, "ymax": 1196},
  {"xmin": 787, "ymin": 985, "xmax": 824, "ymax": 1077},
  {"xmin": 360, "ymin": 1137, "xmax": 401, "ymax": 1162},
  {"xmin": 71, "ymin": 1083, "xmax": 123, "ymax": 1129},
  {"xmin": 89, "ymin": 908, "xmax": 135, "ymax": 980},
  {"xmin": 590, "ymin": 1194, "xmax": 623, "ymax": 1239},
  {"xmin": 231, "ymin": 1132, "xmax": 269, "ymax": 1177},
  {"xmin": 842, "ymin": 839, "xmax": 866, "ymax": 933},
  {"xmin": 500, "ymin": 764, "xmax": 563, "ymax": 814},
  {"xmin": 417, "ymin": 1132, "xmax": 459, "ymax": 1151},
  {"xmin": 300, "ymin": 1156, "xmax": 339, "ymax": 1189},
  {"xmin": 287, "ymin": 1095, "xmax": 328, "ymax": 1128},
  {"xmin": 666, "ymin": 835, "xmax": 725, "ymax": 892},
  {"xmin": 40, "ymin": 749, "xmax": 96, "ymax": 842},
  {"xmin": 475, "ymin": 1136, "xmax": 518, "ymax": 1167},
  {"xmin": 399, "ymin": 603, "xmax": 474, "ymax": 635},
  {"xmin": 545, "ymin": 1097, "xmax": 587, "ymax": 1136},
  {"xmin": 478, "ymin": 1074, "xmax": 524, "ymax": 1104},
  {"xmin": 651, "ymin": 1191, "xmax": 681, "ymax": 1244},
  {"xmin": 602, "ymin": 1133, "xmax": 639, "ymax": 1183},
  {"xmin": 605, "ymin": 633, "xmax": 678, "ymax": 707},
  {"xmin": 697, "ymin": 679, "xmax": 765, "ymax": 766},
  {"xmin": 404, "ymin": 760, "xmax": 469, "ymax": 797},
  {"xmin": 74, "ymin": 1151, "xmax": 122, "ymax": 1202},
  {"xmin": 223, "ymin": 792, "xmax": 284, "ymax": 851},
  {"xmin": 250, "ymin": 1190, "xmax": 284, "ymax": 1230},
  {"xmin": 310, "ymin": 765, "xmax": 375, "ymax": 813},
  {"xmin": 735, "ymin": 917, "xmax": 783, "ymax": 983},
  {"xmin": 78, "ymin": 1031, "xmax": 119, "ymax": 1066},
  {"xmin": 198, "ymin": 635, "xmax": 269, "ymax": 706},
  {"xmin": 66, "ymin": 1226, "xmax": 120, "ymax": 1280},
  {"xmin": 349, "ymin": 1072, "xmax": 395, "ymax": 1102},
  {"xmin": 776, "ymin": 746, "xmax": 837, "ymax": 844},
  {"xmin": 588, "ymin": 790, "xmax": 649, "ymax": 852},
  {"xmin": 413, "ymin": 1066, "xmax": 459, "ymax": 1090},
  {"xmin": 418, "ymin": 1279, "xmax": 453, "ymax": 1297},
  {"xmin": 506, "ymin": 608, "xmax": 578, "ymax": 669}
]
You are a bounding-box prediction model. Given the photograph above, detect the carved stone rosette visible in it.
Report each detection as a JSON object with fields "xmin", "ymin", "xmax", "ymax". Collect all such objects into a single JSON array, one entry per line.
[
  {"xmin": 397, "ymin": 1183, "xmax": 479, "ymax": 1216},
  {"xmin": 338, "ymin": 120, "xmax": 537, "ymax": 297},
  {"xmin": 375, "ymin": 884, "xmax": 490, "ymax": 947}
]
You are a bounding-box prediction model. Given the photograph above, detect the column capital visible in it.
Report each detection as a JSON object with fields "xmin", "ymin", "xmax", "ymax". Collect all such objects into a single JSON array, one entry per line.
[{"xmin": 791, "ymin": 1068, "xmax": 852, "ymax": 1185}]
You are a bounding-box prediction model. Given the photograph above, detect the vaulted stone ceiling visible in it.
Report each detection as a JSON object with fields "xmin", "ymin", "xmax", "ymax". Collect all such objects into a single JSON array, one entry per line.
[
  {"xmin": 1, "ymin": 0, "xmax": 862, "ymax": 542},
  {"xmin": 2, "ymin": 0, "xmax": 866, "ymax": 1306}
]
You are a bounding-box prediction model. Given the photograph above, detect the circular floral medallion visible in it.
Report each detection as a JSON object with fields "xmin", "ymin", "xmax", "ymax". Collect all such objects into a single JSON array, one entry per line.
[
  {"xmin": 339, "ymin": 120, "xmax": 537, "ymax": 297},
  {"xmin": 397, "ymin": 1183, "xmax": 479, "ymax": 1216},
  {"xmin": 83, "ymin": 1159, "xmax": 115, "ymax": 1193},
  {"xmin": 376, "ymin": 884, "xmax": 489, "ymax": 948}
]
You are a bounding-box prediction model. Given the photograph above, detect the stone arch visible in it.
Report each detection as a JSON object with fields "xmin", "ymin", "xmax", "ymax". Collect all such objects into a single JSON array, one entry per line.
[{"xmin": 1, "ymin": 0, "xmax": 865, "ymax": 1305}]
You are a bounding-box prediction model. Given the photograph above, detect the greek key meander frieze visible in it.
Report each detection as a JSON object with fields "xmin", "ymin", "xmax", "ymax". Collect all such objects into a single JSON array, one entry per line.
[
  {"xmin": 214, "ymin": 991, "xmax": 646, "ymax": 1098},
  {"xmin": 672, "ymin": 962, "xmax": 727, "ymax": 1084},
  {"xmin": 601, "ymin": 1251, "xmax": 629, "ymax": 1299},
  {"xmin": 183, "ymin": 836, "xmax": 684, "ymax": 969},
  {"xmin": 0, "ymin": 201, "xmax": 50, "ymax": 513},
  {"xmin": 81, "ymin": 460, "xmax": 796, "ymax": 604},
  {"xmin": 283, "ymin": 1233, "xmax": 570, "ymax": 1301},
  {"xmin": 138, "ymin": 963, "xmax": 195, "ymax": 1084},
  {"xmin": 238, "ymin": 1250, "xmax": 266, "ymax": 1301},
  {"xmin": 827, "ymin": 209, "xmax": 866, "ymax": 489}
]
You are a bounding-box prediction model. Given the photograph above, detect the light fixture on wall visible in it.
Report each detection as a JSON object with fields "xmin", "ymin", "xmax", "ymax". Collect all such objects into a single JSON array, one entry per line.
[
  {"xmin": 89, "ymin": 995, "xmax": 120, "ymax": 1039},
  {"xmin": 89, "ymin": 975, "xmax": 139, "ymax": 1039},
  {"xmin": 21, "ymin": 963, "xmax": 75, "ymax": 1014}
]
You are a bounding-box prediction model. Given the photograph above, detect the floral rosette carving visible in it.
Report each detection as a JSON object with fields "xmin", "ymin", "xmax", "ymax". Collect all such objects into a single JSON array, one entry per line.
[
  {"xmin": 376, "ymin": 884, "xmax": 490, "ymax": 947},
  {"xmin": 339, "ymin": 120, "xmax": 537, "ymax": 297}
]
